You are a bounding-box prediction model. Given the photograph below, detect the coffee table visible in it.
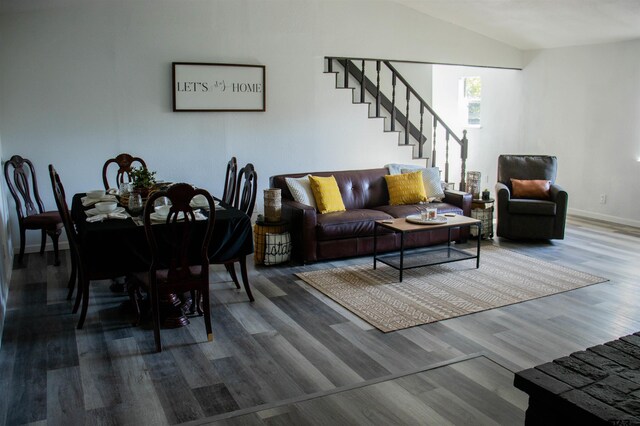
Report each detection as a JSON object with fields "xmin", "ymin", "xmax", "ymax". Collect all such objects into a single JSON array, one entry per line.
[{"xmin": 373, "ymin": 214, "xmax": 482, "ymax": 282}]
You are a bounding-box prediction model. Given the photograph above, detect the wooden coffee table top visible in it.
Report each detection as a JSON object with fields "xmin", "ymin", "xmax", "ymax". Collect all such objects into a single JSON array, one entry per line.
[{"xmin": 376, "ymin": 214, "xmax": 480, "ymax": 233}]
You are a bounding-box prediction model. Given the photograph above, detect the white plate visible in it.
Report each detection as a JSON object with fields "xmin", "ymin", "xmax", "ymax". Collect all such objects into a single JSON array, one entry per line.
[
  {"xmin": 82, "ymin": 194, "xmax": 117, "ymax": 205},
  {"xmin": 189, "ymin": 196, "xmax": 218, "ymax": 209},
  {"xmin": 150, "ymin": 212, "xmax": 186, "ymax": 222},
  {"xmin": 406, "ymin": 214, "xmax": 448, "ymax": 225},
  {"xmin": 86, "ymin": 206, "xmax": 125, "ymax": 216}
]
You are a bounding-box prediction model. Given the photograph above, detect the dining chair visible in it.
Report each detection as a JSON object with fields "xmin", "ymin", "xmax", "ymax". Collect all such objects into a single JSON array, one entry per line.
[
  {"xmin": 144, "ymin": 183, "xmax": 216, "ymax": 352},
  {"xmin": 4, "ymin": 155, "xmax": 63, "ymax": 266},
  {"xmin": 48, "ymin": 165, "xmax": 84, "ymax": 321},
  {"xmin": 222, "ymin": 156, "xmax": 237, "ymax": 205},
  {"xmin": 102, "ymin": 153, "xmax": 147, "ymax": 190},
  {"xmin": 218, "ymin": 163, "xmax": 257, "ymax": 302},
  {"xmin": 234, "ymin": 163, "xmax": 258, "ymax": 218}
]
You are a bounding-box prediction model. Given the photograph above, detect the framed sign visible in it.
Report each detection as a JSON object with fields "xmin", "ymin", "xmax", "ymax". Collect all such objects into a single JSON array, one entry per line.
[{"xmin": 172, "ymin": 62, "xmax": 266, "ymax": 112}]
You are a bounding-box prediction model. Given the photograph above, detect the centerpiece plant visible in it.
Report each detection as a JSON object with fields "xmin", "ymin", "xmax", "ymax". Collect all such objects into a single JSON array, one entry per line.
[{"xmin": 130, "ymin": 166, "xmax": 157, "ymax": 197}]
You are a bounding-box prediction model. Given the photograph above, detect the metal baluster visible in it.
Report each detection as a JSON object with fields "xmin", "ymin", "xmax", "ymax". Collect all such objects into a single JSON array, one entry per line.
[
  {"xmin": 460, "ymin": 130, "xmax": 468, "ymax": 191},
  {"xmin": 419, "ymin": 103, "xmax": 424, "ymax": 158},
  {"xmin": 391, "ymin": 73, "xmax": 397, "ymax": 131},
  {"xmin": 405, "ymin": 87, "xmax": 410, "ymax": 145},
  {"xmin": 445, "ymin": 132, "xmax": 450, "ymax": 183},
  {"xmin": 360, "ymin": 60, "xmax": 366, "ymax": 103},
  {"xmin": 344, "ymin": 60, "xmax": 349, "ymax": 88},
  {"xmin": 432, "ymin": 117, "xmax": 438, "ymax": 167},
  {"xmin": 376, "ymin": 60, "xmax": 381, "ymax": 117}
]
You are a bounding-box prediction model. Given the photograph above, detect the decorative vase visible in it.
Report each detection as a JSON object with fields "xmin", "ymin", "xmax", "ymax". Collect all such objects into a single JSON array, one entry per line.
[
  {"xmin": 466, "ymin": 171, "xmax": 481, "ymax": 200},
  {"xmin": 264, "ymin": 188, "xmax": 282, "ymax": 222},
  {"xmin": 136, "ymin": 187, "xmax": 150, "ymax": 199}
]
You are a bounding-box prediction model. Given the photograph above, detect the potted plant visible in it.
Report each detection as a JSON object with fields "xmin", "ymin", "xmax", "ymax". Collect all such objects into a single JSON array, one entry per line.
[{"xmin": 130, "ymin": 166, "xmax": 157, "ymax": 198}]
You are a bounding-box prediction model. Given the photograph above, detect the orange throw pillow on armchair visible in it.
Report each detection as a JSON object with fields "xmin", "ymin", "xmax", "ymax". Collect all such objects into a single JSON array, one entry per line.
[{"xmin": 510, "ymin": 178, "xmax": 551, "ymax": 200}]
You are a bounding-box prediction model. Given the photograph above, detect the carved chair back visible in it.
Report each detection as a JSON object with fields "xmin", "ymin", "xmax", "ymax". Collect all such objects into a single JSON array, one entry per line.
[
  {"xmin": 222, "ymin": 157, "xmax": 237, "ymax": 205},
  {"xmin": 143, "ymin": 183, "xmax": 216, "ymax": 352},
  {"xmin": 4, "ymin": 155, "xmax": 46, "ymax": 221},
  {"xmin": 144, "ymin": 184, "xmax": 216, "ymax": 286},
  {"xmin": 49, "ymin": 165, "xmax": 80, "ymax": 258},
  {"xmin": 102, "ymin": 153, "xmax": 147, "ymax": 190},
  {"xmin": 234, "ymin": 163, "xmax": 257, "ymax": 218}
]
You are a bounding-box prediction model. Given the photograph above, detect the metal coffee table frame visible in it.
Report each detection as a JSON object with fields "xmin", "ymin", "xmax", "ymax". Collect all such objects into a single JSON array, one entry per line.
[{"xmin": 373, "ymin": 216, "xmax": 482, "ymax": 282}]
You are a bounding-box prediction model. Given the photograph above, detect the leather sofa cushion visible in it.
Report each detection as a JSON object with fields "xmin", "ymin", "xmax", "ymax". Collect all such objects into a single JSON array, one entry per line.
[
  {"xmin": 373, "ymin": 202, "xmax": 463, "ymax": 218},
  {"xmin": 272, "ymin": 168, "xmax": 390, "ymax": 210},
  {"xmin": 508, "ymin": 199, "xmax": 556, "ymax": 216},
  {"xmin": 316, "ymin": 209, "xmax": 394, "ymax": 241}
]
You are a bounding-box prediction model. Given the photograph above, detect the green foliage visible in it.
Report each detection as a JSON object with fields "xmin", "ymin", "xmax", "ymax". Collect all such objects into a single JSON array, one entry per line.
[
  {"xmin": 464, "ymin": 77, "xmax": 482, "ymax": 99},
  {"xmin": 130, "ymin": 167, "xmax": 156, "ymax": 189}
]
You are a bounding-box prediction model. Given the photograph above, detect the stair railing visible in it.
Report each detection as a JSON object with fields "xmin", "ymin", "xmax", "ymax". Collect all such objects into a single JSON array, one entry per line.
[{"xmin": 326, "ymin": 56, "xmax": 468, "ymax": 191}]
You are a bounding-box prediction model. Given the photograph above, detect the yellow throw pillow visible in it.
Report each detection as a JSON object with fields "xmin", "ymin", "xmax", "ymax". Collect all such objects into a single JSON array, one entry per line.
[
  {"xmin": 384, "ymin": 171, "xmax": 427, "ymax": 205},
  {"xmin": 308, "ymin": 175, "xmax": 346, "ymax": 214}
]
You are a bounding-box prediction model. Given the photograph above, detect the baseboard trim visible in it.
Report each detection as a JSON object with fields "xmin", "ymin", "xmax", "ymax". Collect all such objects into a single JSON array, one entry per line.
[
  {"xmin": 568, "ymin": 208, "xmax": 640, "ymax": 229},
  {"xmin": 19, "ymin": 240, "xmax": 70, "ymax": 255}
]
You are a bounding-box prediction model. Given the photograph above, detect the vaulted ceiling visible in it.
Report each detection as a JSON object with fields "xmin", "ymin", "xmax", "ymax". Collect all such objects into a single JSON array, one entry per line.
[{"xmin": 392, "ymin": 0, "xmax": 640, "ymax": 49}]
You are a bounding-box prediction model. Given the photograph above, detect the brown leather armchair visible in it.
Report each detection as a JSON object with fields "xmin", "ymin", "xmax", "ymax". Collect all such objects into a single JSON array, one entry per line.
[{"xmin": 495, "ymin": 155, "xmax": 568, "ymax": 240}]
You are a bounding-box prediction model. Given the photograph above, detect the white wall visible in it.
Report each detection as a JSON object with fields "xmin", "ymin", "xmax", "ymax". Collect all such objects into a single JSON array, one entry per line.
[
  {"xmin": 522, "ymin": 40, "xmax": 640, "ymax": 227},
  {"xmin": 432, "ymin": 65, "xmax": 523, "ymax": 192},
  {"xmin": 0, "ymin": 0, "xmax": 522, "ymax": 253}
]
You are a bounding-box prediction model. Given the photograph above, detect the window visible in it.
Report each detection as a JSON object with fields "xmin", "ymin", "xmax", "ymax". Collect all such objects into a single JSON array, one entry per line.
[{"xmin": 462, "ymin": 76, "xmax": 481, "ymax": 126}]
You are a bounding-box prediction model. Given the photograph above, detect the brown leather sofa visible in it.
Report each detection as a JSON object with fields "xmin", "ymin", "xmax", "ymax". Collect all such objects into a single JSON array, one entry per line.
[{"xmin": 270, "ymin": 168, "xmax": 472, "ymax": 264}]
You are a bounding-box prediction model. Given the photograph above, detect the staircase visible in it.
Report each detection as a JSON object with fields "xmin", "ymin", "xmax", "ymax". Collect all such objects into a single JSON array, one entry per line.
[{"xmin": 325, "ymin": 57, "xmax": 468, "ymax": 191}]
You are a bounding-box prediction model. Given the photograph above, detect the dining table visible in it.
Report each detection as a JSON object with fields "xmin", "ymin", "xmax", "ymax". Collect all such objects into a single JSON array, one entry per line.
[{"xmin": 70, "ymin": 191, "xmax": 254, "ymax": 324}]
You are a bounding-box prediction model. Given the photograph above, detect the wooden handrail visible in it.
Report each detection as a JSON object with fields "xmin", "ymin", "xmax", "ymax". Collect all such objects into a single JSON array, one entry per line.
[
  {"xmin": 326, "ymin": 56, "xmax": 468, "ymax": 191},
  {"xmin": 337, "ymin": 59, "xmax": 427, "ymax": 145},
  {"xmin": 383, "ymin": 61, "xmax": 462, "ymax": 146}
]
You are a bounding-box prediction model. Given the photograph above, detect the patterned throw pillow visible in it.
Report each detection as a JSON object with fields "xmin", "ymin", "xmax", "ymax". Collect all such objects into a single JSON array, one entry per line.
[
  {"xmin": 384, "ymin": 171, "xmax": 427, "ymax": 205},
  {"xmin": 402, "ymin": 167, "xmax": 445, "ymax": 202},
  {"xmin": 264, "ymin": 232, "xmax": 292, "ymax": 265},
  {"xmin": 285, "ymin": 175, "xmax": 317, "ymax": 209},
  {"xmin": 308, "ymin": 175, "xmax": 346, "ymax": 214}
]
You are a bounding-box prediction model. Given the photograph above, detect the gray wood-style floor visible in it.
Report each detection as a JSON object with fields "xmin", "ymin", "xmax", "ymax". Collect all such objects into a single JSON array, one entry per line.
[{"xmin": 1, "ymin": 215, "xmax": 639, "ymax": 425}]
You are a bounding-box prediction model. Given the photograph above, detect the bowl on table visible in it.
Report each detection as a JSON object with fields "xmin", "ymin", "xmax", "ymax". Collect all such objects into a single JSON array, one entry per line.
[
  {"xmin": 95, "ymin": 201, "xmax": 118, "ymax": 214},
  {"xmin": 154, "ymin": 205, "xmax": 171, "ymax": 217},
  {"xmin": 86, "ymin": 189, "xmax": 106, "ymax": 199}
]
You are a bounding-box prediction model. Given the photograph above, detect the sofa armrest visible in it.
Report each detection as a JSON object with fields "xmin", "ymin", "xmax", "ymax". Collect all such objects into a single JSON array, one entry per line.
[
  {"xmin": 495, "ymin": 182, "xmax": 510, "ymax": 201},
  {"xmin": 550, "ymin": 183, "xmax": 568, "ymax": 237},
  {"xmin": 495, "ymin": 182, "xmax": 510, "ymax": 223},
  {"xmin": 444, "ymin": 189, "xmax": 472, "ymax": 217},
  {"xmin": 549, "ymin": 184, "xmax": 567, "ymax": 206},
  {"xmin": 281, "ymin": 199, "xmax": 317, "ymax": 263}
]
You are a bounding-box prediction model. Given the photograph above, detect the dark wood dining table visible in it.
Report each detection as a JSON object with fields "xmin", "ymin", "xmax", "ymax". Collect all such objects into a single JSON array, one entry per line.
[
  {"xmin": 70, "ymin": 193, "xmax": 254, "ymax": 323},
  {"xmin": 72, "ymin": 193, "xmax": 253, "ymax": 275}
]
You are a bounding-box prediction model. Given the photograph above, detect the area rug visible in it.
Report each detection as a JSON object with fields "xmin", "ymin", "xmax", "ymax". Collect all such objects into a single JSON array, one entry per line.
[{"xmin": 295, "ymin": 245, "xmax": 607, "ymax": 332}]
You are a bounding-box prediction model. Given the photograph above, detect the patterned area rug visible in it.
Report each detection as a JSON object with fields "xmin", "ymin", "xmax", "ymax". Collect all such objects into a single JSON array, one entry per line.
[{"xmin": 296, "ymin": 245, "xmax": 607, "ymax": 332}]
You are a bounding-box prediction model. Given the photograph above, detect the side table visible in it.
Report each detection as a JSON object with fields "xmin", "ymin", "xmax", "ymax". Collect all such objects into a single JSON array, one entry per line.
[
  {"xmin": 254, "ymin": 219, "xmax": 290, "ymax": 265},
  {"xmin": 470, "ymin": 198, "xmax": 494, "ymax": 239}
]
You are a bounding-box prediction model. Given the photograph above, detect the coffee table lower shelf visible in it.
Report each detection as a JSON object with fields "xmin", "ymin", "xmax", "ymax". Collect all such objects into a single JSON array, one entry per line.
[
  {"xmin": 373, "ymin": 216, "xmax": 481, "ymax": 282},
  {"xmin": 376, "ymin": 246, "xmax": 477, "ymax": 270}
]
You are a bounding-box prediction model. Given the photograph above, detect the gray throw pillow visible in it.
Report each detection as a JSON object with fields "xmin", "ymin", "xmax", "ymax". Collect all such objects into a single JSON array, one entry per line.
[
  {"xmin": 385, "ymin": 163, "xmax": 424, "ymax": 175},
  {"xmin": 401, "ymin": 167, "xmax": 445, "ymax": 202}
]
